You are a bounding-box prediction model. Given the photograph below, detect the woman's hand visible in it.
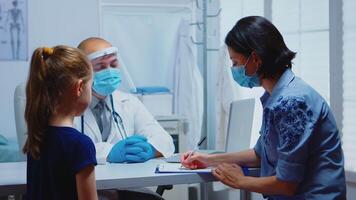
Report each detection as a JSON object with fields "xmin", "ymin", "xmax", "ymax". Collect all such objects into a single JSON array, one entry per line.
[
  {"xmin": 180, "ymin": 151, "xmax": 211, "ymax": 169},
  {"xmin": 212, "ymin": 163, "xmax": 245, "ymax": 189}
]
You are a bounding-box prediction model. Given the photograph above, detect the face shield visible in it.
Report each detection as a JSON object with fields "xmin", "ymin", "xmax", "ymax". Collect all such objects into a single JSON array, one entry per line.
[
  {"xmin": 88, "ymin": 47, "xmax": 119, "ymax": 72},
  {"xmin": 88, "ymin": 47, "xmax": 122, "ymax": 96},
  {"xmin": 88, "ymin": 46, "xmax": 118, "ymax": 61},
  {"xmin": 88, "ymin": 46, "xmax": 137, "ymax": 93}
]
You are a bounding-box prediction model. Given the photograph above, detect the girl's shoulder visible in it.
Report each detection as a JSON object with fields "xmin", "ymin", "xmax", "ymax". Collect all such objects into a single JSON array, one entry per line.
[{"xmin": 47, "ymin": 126, "xmax": 94, "ymax": 148}]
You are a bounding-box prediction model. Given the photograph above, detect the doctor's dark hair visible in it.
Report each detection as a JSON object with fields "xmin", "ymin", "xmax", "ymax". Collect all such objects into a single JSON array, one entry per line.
[
  {"xmin": 23, "ymin": 45, "xmax": 92, "ymax": 160},
  {"xmin": 225, "ymin": 16, "xmax": 296, "ymax": 79}
]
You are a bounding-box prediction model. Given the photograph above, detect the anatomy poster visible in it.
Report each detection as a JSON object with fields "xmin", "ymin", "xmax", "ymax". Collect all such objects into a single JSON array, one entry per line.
[{"xmin": 0, "ymin": 0, "xmax": 27, "ymax": 61}]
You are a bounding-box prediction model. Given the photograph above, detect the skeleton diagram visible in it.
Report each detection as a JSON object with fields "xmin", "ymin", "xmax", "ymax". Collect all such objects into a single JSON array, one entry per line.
[{"xmin": 6, "ymin": 0, "xmax": 24, "ymax": 59}]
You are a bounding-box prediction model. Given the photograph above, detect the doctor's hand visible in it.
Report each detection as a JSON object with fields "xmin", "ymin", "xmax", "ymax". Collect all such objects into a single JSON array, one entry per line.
[
  {"xmin": 180, "ymin": 151, "xmax": 211, "ymax": 169},
  {"xmin": 107, "ymin": 135, "xmax": 147, "ymax": 163},
  {"xmin": 107, "ymin": 135, "xmax": 155, "ymax": 163},
  {"xmin": 212, "ymin": 163, "xmax": 245, "ymax": 189},
  {"xmin": 125, "ymin": 140, "xmax": 155, "ymax": 163}
]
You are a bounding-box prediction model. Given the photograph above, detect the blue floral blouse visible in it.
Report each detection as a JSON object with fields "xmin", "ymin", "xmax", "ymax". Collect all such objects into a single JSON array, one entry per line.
[{"xmin": 254, "ymin": 69, "xmax": 346, "ymax": 200}]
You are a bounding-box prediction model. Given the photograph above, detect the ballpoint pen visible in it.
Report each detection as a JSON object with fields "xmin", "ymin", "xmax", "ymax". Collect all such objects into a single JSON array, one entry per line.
[{"xmin": 181, "ymin": 136, "xmax": 207, "ymax": 167}]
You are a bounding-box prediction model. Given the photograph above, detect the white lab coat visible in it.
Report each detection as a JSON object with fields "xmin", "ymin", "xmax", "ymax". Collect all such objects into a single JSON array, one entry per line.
[
  {"xmin": 74, "ymin": 90, "xmax": 175, "ymax": 164},
  {"xmin": 171, "ymin": 19, "xmax": 204, "ymax": 150},
  {"xmin": 215, "ymin": 45, "xmax": 239, "ymax": 151}
]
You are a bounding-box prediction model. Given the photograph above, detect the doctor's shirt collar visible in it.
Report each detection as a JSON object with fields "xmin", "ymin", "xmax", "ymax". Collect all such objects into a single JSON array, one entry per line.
[{"xmin": 89, "ymin": 94, "xmax": 111, "ymax": 111}]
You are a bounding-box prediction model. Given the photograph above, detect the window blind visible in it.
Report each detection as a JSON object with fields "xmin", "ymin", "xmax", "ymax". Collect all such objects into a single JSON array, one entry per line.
[
  {"xmin": 272, "ymin": 0, "xmax": 330, "ymax": 101},
  {"xmin": 342, "ymin": 0, "xmax": 356, "ymax": 171}
]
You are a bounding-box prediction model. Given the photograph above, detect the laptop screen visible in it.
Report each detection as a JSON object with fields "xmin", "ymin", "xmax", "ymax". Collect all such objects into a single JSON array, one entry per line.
[{"xmin": 225, "ymin": 98, "xmax": 255, "ymax": 153}]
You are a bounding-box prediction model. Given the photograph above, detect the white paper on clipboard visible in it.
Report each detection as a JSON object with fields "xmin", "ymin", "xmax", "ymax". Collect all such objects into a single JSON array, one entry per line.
[{"xmin": 155, "ymin": 163, "xmax": 212, "ymax": 174}]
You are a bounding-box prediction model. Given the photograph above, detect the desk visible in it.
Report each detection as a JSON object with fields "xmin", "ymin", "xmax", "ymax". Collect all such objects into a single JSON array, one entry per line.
[{"xmin": 0, "ymin": 158, "xmax": 216, "ymax": 197}]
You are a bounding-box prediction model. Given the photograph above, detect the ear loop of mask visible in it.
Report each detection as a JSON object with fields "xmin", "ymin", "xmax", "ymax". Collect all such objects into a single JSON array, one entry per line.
[{"xmin": 245, "ymin": 51, "xmax": 260, "ymax": 76}]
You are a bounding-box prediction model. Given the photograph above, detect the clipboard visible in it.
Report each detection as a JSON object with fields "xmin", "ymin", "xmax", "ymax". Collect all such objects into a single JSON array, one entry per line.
[
  {"xmin": 155, "ymin": 163, "xmax": 212, "ymax": 174},
  {"xmin": 155, "ymin": 163, "xmax": 250, "ymax": 176}
]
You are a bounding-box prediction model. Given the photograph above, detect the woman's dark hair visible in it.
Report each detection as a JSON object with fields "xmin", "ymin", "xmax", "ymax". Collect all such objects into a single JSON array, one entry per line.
[{"xmin": 225, "ymin": 16, "xmax": 296, "ymax": 79}]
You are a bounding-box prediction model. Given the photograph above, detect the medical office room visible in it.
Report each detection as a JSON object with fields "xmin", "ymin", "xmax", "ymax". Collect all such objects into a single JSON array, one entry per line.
[{"xmin": 0, "ymin": 0, "xmax": 355, "ymax": 199}]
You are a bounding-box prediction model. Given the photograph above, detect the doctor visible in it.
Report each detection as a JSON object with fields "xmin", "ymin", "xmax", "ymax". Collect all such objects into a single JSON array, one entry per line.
[{"xmin": 75, "ymin": 37, "xmax": 174, "ymax": 164}]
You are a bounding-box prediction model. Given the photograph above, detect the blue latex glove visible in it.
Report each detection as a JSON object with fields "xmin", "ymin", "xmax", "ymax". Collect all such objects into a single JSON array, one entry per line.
[
  {"xmin": 125, "ymin": 141, "xmax": 156, "ymax": 163},
  {"xmin": 107, "ymin": 135, "xmax": 147, "ymax": 163}
]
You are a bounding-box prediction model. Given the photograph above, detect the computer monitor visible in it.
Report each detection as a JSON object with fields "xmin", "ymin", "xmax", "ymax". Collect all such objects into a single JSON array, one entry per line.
[
  {"xmin": 225, "ymin": 98, "xmax": 255, "ymax": 153},
  {"xmin": 165, "ymin": 98, "xmax": 255, "ymax": 163}
]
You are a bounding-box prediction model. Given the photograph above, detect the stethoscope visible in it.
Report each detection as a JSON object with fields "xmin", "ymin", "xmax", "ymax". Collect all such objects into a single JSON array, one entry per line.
[{"xmin": 81, "ymin": 94, "xmax": 128, "ymax": 140}]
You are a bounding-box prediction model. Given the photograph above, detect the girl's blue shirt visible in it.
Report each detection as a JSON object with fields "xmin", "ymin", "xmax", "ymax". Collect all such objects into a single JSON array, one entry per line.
[{"xmin": 27, "ymin": 126, "xmax": 97, "ymax": 200}]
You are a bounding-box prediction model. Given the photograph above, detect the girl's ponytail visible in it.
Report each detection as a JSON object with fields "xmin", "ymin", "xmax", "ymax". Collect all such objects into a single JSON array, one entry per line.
[{"xmin": 23, "ymin": 46, "xmax": 91, "ymax": 159}]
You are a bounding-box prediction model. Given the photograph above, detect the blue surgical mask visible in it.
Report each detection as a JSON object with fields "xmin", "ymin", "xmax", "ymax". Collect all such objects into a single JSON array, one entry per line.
[
  {"xmin": 231, "ymin": 57, "xmax": 261, "ymax": 88},
  {"xmin": 92, "ymin": 68, "xmax": 122, "ymax": 96}
]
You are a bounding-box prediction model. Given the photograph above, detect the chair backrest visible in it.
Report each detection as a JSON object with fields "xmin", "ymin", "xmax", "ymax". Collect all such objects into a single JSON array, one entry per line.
[
  {"xmin": 225, "ymin": 98, "xmax": 255, "ymax": 153},
  {"xmin": 14, "ymin": 82, "xmax": 27, "ymax": 160}
]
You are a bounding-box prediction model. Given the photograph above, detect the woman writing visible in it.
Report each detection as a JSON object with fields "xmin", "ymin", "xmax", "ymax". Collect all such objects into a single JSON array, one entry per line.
[{"xmin": 181, "ymin": 16, "xmax": 346, "ymax": 200}]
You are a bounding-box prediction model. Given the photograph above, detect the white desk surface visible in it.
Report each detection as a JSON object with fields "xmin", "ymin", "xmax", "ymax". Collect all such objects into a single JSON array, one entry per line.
[{"xmin": 0, "ymin": 158, "xmax": 216, "ymax": 196}]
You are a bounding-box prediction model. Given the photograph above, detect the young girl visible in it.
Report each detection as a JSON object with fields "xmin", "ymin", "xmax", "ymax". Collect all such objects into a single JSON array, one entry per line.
[{"xmin": 23, "ymin": 45, "xmax": 98, "ymax": 200}]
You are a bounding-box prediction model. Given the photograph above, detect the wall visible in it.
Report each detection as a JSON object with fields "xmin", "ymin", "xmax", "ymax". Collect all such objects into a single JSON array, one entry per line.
[
  {"xmin": 347, "ymin": 182, "xmax": 356, "ymax": 199},
  {"xmin": 0, "ymin": 0, "xmax": 99, "ymax": 140}
]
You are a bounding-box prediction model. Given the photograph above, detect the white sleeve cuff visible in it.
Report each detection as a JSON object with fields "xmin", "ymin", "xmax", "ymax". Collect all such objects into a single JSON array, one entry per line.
[{"xmin": 95, "ymin": 142, "xmax": 113, "ymax": 165}]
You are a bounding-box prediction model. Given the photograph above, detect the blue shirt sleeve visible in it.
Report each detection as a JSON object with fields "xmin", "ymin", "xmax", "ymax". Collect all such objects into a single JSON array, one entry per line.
[
  {"xmin": 273, "ymin": 96, "xmax": 315, "ymax": 183},
  {"xmin": 70, "ymin": 135, "xmax": 97, "ymax": 174}
]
